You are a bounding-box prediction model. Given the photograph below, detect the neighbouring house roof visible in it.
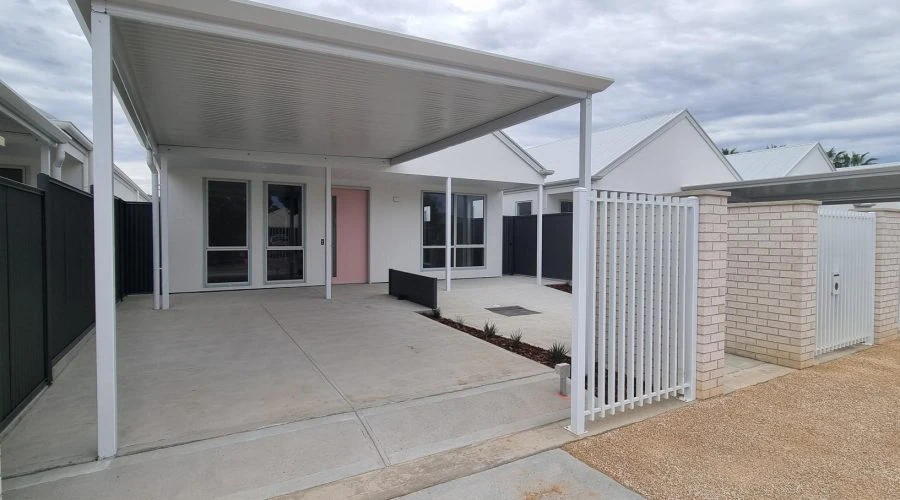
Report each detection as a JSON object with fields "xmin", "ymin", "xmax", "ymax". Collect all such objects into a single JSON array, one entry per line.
[
  {"xmin": 0, "ymin": 80, "xmax": 72, "ymax": 145},
  {"xmin": 726, "ymin": 143, "xmax": 834, "ymax": 180},
  {"xmin": 527, "ymin": 109, "xmax": 738, "ymax": 185},
  {"xmin": 71, "ymin": 0, "xmax": 614, "ymax": 169}
]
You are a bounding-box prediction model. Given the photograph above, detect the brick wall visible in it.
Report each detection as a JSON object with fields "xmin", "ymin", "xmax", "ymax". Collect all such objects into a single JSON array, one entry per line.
[
  {"xmin": 857, "ymin": 209, "xmax": 900, "ymax": 343},
  {"xmin": 673, "ymin": 190, "xmax": 729, "ymax": 399},
  {"xmin": 725, "ymin": 201, "xmax": 819, "ymax": 369}
]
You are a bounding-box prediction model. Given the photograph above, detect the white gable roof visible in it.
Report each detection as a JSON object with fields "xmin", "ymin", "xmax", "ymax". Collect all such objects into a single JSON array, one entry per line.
[
  {"xmin": 727, "ymin": 143, "xmax": 834, "ymax": 180},
  {"xmin": 527, "ymin": 110, "xmax": 735, "ymax": 184}
]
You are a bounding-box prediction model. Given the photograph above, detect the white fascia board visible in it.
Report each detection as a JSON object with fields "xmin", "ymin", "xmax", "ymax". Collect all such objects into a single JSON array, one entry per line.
[
  {"xmin": 592, "ymin": 110, "xmax": 687, "ymax": 181},
  {"xmin": 493, "ymin": 130, "xmax": 553, "ymax": 177},
  {"xmin": 682, "ymin": 111, "xmax": 743, "ymax": 181},
  {"xmin": 99, "ymin": 2, "xmax": 598, "ymax": 99},
  {"xmin": 391, "ymin": 95, "xmax": 579, "ymax": 165},
  {"xmin": 159, "ymin": 145, "xmax": 391, "ymax": 169},
  {"xmin": 0, "ymin": 101, "xmax": 68, "ymax": 146}
]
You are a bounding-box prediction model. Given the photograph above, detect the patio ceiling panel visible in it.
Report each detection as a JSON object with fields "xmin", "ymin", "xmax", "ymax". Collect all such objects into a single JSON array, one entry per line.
[{"xmin": 73, "ymin": 0, "xmax": 614, "ymax": 166}]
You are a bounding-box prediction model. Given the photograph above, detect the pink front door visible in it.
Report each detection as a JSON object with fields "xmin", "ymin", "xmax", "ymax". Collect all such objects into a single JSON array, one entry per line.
[{"xmin": 332, "ymin": 188, "xmax": 369, "ymax": 284}]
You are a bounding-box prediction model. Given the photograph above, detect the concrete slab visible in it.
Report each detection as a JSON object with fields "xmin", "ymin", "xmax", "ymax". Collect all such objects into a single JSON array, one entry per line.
[
  {"xmin": 398, "ymin": 449, "xmax": 642, "ymax": 499},
  {"xmin": 3, "ymin": 414, "xmax": 383, "ymax": 500},
  {"xmin": 437, "ymin": 276, "xmax": 572, "ymax": 350},
  {"xmin": 723, "ymin": 353, "xmax": 794, "ymax": 394},
  {"xmin": 2, "ymin": 282, "xmax": 556, "ymax": 479},
  {"xmin": 361, "ymin": 373, "xmax": 568, "ymax": 464}
]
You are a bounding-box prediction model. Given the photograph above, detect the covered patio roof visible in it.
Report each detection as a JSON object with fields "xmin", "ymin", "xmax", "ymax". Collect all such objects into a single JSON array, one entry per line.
[
  {"xmin": 685, "ymin": 164, "xmax": 900, "ymax": 204},
  {"xmin": 71, "ymin": 0, "xmax": 613, "ymax": 166}
]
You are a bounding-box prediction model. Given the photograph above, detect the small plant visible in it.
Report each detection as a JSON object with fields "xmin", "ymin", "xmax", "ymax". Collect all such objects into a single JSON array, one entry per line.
[
  {"xmin": 510, "ymin": 329, "xmax": 524, "ymax": 345},
  {"xmin": 483, "ymin": 321, "xmax": 497, "ymax": 337},
  {"xmin": 548, "ymin": 341, "xmax": 570, "ymax": 365},
  {"xmin": 430, "ymin": 307, "xmax": 441, "ymax": 319},
  {"xmin": 454, "ymin": 316, "xmax": 466, "ymax": 326}
]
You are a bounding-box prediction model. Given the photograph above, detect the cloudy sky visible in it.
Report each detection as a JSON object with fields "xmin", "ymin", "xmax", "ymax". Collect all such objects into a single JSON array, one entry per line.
[{"xmin": 2, "ymin": 0, "xmax": 898, "ymax": 192}]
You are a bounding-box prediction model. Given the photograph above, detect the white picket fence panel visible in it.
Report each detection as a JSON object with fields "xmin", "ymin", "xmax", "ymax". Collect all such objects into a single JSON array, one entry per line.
[
  {"xmin": 816, "ymin": 208, "xmax": 875, "ymax": 355},
  {"xmin": 585, "ymin": 192, "xmax": 699, "ymax": 420}
]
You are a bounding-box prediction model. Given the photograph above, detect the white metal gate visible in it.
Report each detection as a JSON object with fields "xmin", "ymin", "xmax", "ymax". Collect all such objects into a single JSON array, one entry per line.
[
  {"xmin": 816, "ymin": 208, "xmax": 875, "ymax": 355},
  {"xmin": 584, "ymin": 192, "xmax": 699, "ymax": 420}
]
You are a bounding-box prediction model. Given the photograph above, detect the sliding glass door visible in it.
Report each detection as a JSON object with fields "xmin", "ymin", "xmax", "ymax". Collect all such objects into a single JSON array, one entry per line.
[
  {"xmin": 265, "ymin": 183, "xmax": 304, "ymax": 282},
  {"xmin": 205, "ymin": 179, "xmax": 250, "ymax": 285}
]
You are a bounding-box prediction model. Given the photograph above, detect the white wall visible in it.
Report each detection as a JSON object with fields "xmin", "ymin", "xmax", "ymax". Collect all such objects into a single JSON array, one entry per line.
[
  {"xmin": 389, "ymin": 134, "xmax": 544, "ymax": 185},
  {"xmin": 167, "ymin": 167, "xmax": 503, "ymax": 293},
  {"xmin": 502, "ymin": 117, "xmax": 738, "ymax": 214},
  {"xmin": 788, "ymin": 148, "xmax": 833, "ymax": 176},
  {"xmin": 597, "ymin": 118, "xmax": 738, "ymax": 193}
]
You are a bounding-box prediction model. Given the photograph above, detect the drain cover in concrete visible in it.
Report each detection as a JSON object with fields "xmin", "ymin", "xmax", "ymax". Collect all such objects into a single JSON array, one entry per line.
[{"xmin": 486, "ymin": 305, "xmax": 540, "ymax": 317}]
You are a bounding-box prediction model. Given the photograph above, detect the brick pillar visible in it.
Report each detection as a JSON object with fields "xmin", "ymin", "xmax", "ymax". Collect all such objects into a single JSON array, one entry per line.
[
  {"xmin": 857, "ymin": 208, "xmax": 900, "ymax": 343},
  {"xmin": 725, "ymin": 200, "xmax": 819, "ymax": 369},
  {"xmin": 676, "ymin": 190, "xmax": 729, "ymax": 399}
]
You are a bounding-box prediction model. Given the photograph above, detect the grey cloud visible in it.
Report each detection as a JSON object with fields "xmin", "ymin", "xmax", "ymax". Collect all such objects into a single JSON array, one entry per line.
[{"xmin": 2, "ymin": 0, "xmax": 898, "ymax": 192}]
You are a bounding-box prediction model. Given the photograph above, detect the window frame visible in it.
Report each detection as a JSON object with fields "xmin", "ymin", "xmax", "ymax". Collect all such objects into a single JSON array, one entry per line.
[
  {"xmin": 420, "ymin": 190, "xmax": 487, "ymax": 271},
  {"xmin": 0, "ymin": 165, "xmax": 27, "ymax": 184},
  {"xmin": 263, "ymin": 181, "xmax": 307, "ymax": 284},
  {"xmin": 516, "ymin": 200, "xmax": 532, "ymax": 216},
  {"xmin": 203, "ymin": 178, "xmax": 251, "ymax": 287}
]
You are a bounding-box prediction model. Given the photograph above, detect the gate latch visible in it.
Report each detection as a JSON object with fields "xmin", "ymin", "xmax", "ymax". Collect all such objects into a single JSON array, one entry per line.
[{"xmin": 832, "ymin": 272, "xmax": 841, "ymax": 296}]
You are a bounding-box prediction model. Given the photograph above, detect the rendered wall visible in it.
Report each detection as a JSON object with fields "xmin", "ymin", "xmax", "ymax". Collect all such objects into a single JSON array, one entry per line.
[{"xmin": 166, "ymin": 167, "xmax": 503, "ymax": 293}]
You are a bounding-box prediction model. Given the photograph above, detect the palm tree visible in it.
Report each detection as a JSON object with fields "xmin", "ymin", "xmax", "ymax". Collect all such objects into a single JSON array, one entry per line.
[
  {"xmin": 846, "ymin": 152, "xmax": 878, "ymax": 166},
  {"xmin": 721, "ymin": 147, "xmax": 738, "ymax": 155},
  {"xmin": 825, "ymin": 147, "xmax": 878, "ymax": 168}
]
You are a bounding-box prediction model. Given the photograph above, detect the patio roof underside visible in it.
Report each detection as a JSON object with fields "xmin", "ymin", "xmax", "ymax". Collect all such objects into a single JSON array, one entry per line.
[
  {"xmin": 686, "ymin": 165, "xmax": 900, "ymax": 204},
  {"xmin": 79, "ymin": 0, "xmax": 613, "ymax": 167}
]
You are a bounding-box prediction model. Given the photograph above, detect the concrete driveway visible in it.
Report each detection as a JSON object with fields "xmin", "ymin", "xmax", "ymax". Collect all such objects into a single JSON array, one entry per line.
[{"xmin": 2, "ymin": 284, "xmax": 568, "ymax": 498}]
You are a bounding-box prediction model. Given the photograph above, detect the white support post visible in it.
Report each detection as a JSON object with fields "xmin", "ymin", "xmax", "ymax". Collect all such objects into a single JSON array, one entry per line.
[
  {"xmin": 52, "ymin": 146, "xmax": 66, "ymax": 180},
  {"xmin": 82, "ymin": 152, "xmax": 92, "ymax": 191},
  {"xmin": 160, "ymin": 155, "xmax": 170, "ymax": 310},
  {"xmin": 445, "ymin": 177, "xmax": 452, "ymax": 291},
  {"xmin": 149, "ymin": 153, "xmax": 161, "ymax": 311},
  {"xmin": 568, "ymin": 96, "xmax": 592, "ymax": 435},
  {"xmin": 537, "ymin": 183, "xmax": 544, "ymax": 286},
  {"xmin": 325, "ymin": 166, "xmax": 332, "ymax": 299},
  {"xmin": 91, "ymin": 10, "xmax": 118, "ymax": 459},
  {"xmin": 39, "ymin": 144, "xmax": 52, "ymax": 178}
]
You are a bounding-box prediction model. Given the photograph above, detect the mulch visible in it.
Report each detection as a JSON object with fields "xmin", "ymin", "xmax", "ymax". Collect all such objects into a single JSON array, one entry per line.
[
  {"xmin": 545, "ymin": 283, "xmax": 572, "ymax": 294},
  {"xmin": 422, "ymin": 313, "xmax": 570, "ymax": 368}
]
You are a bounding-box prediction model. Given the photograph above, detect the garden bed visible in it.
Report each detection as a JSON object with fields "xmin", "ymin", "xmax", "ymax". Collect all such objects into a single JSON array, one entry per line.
[
  {"xmin": 419, "ymin": 312, "xmax": 570, "ymax": 368},
  {"xmin": 545, "ymin": 282, "xmax": 572, "ymax": 294}
]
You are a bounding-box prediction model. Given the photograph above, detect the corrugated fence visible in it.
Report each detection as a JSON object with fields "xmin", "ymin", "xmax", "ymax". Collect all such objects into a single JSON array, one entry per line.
[{"xmin": 0, "ymin": 174, "xmax": 152, "ymax": 429}]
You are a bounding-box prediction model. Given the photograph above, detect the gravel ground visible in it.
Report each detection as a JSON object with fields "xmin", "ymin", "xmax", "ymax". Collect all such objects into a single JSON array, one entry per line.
[{"xmin": 565, "ymin": 340, "xmax": 900, "ymax": 499}]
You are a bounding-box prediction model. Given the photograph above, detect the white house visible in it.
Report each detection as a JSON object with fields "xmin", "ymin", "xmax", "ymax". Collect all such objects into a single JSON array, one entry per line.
[
  {"xmin": 0, "ymin": 78, "xmax": 149, "ymax": 201},
  {"xmin": 503, "ymin": 109, "xmax": 741, "ymax": 215},
  {"xmin": 163, "ymin": 131, "xmax": 549, "ymax": 293},
  {"xmin": 726, "ymin": 142, "xmax": 835, "ymax": 180}
]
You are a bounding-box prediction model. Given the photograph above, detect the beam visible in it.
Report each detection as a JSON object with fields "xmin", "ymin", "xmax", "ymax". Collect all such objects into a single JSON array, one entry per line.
[
  {"xmin": 148, "ymin": 152, "xmax": 161, "ymax": 310},
  {"xmin": 445, "ymin": 177, "xmax": 452, "ymax": 292},
  {"xmin": 160, "ymin": 155, "xmax": 170, "ymax": 309},
  {"xmin": 568, "ymin": 96, "xmax": 592, "ymax": 435},
  {"xmin": 102, "ymin": 3, "xmax": 593, "ymax": 99},
  {"xmin": 92, "ymin": 9, "xmax": 118, "ymax": 459},
  {"xmin": 390, "ymin": 96, "xmax": 579, "ymax": 165},
  {"xmin": 536, "ymin": 183, "xmax": 544, "ymax": 286},
  {"xmin": 159, "ymin": 145, "xmax": 390, "ymax": 170}
]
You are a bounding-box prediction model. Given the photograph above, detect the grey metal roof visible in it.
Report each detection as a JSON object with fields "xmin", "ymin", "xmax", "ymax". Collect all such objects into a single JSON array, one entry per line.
[
  {"xmin": 686, "ymin": 164, "xmax": 900, "ymax": 204},
  {"xmin": 71, "ymin": 0, "xmax": 614, "ymax": 165},
  {"xmin": 725, "ymin": 143, "xmax": 822, "ymax": 180}
]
